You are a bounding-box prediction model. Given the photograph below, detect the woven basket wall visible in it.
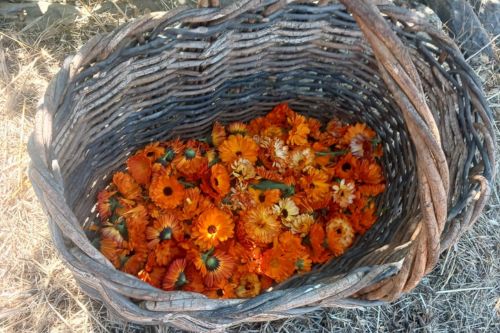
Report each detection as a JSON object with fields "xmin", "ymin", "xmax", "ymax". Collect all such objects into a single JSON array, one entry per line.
[{"xmin": 28, "ymin": 0, "xmax": 495, "ymax": 331}]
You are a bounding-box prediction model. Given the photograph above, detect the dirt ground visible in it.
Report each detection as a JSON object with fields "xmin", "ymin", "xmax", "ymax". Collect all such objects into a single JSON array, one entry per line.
[{"xmin": 0, "ymin": 1, "xmax": 498, "ymax": 332}]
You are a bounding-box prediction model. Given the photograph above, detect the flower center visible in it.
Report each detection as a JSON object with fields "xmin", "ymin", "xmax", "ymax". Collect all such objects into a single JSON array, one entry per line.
[
  {"xmin": 258, "ymin": 193, "xmax": 266, "ymax": 203},
  {"xmin": 175, "ymin": 272, "xmax": 188, "ymax": 288},
  {"xmin": 336, "ymin": 228, "xmax": 342, "ymax": 235},
  {"xmin": 206, "ymin": 256, "xmax": 220, "ymax": 271},
  {"xmin": 146, "ymin": 151, "xmax": 155, "ymax": 157},
  {"xmin": 160, "ymin": 227, "xmax": 172, "ymax": 240},
  {"xmin": 207, "ymin": 225, "xmax": 217, "ymax": 234},
  {"xmin": 342, "ymin": 162, "xmax": 351, "ymax": 171},
  {"xmin": 185, "ymin": 148, "xmax": 196, "ymax": 160},
  {"xmin": 281, "ymin": 209, "xmax": 288, "ymax": 218},
  {"xmin": 163, "ymin": 186, "xmax": 173, "ymax": 196},
  {"xmin": 235, "ymin": 151, "xmax": 243, "ymax": 157},
  {"xmin": 216, "ymin": 289, "xmax": 224, "ymax": 297}
]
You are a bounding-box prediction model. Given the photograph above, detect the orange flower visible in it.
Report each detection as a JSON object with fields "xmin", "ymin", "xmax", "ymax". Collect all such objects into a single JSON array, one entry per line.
[
  {"xmin": 298, "ymin": 168, "xmax": 330, "ymax": 203},
  {"xmin": 261, "ymin": 246, "xmax": 295, "ymax": 282},
  {"xmin": 205, "ymin": 280, "xmax": 236, "ymax": 299},
  {"xmin": 209, "ymin": 164, "xmax": 231, "ymax": 198},
  {"xmin": 149, "ymin": 172, "xmax": 185, "ymax": 210},
  {"xmin": 100, "ymin": 238, "xmax": 128, "ymax": 268},
  {"xmin": 142, "ymin": 142, "xmax": 165, "ymax": 162},
  {"xmin": 342, "ymin": 123, "xmax": 376, "ymax": 146},
  {"xmin": 113, "ymin": 172, "xmax": 141, "ymax": 200},
  {"xmin": 127, "ymin": 153, "xmax": 152, "ymax": 185},
  {"xmin": 146, "ymin": 213, "xmax": 182, "ymax": 249},
  {"xmin": 97, "ymin": 190, "xmax": 117, "ymax": 221},
  {"xmin": 287, "ymin": 112, "xmax": 310, "ymax": 146},
  {"xmin": 153, "ymin": 241, "xmax": 175, "ymax": 266},
  {"xmin": 183, "ymin": 264, "xmax": 205, "ymax": 292},
  {"xmin": 248, "ymin": 116, "xmax": 270, "ymax": 136},
  {"xmin": 192, "ymin": 207, "xmax": 234, "ymax": 250},
  {"xmin": 308, "ymin": 117, "xmax": 322, "ymax": 140},
  {"xmin": 351, "ymin": 200, "xmax": 377, "ymax": 234},
  {"xmin": 243, "ymin": 206, "xmax": 281, "ymax": 244},
  {"xmin": 358, "ymin": 183, "xmax": 385, "ymax": 197},
  {"xmin": 265, "ymin": 103, "xmax": 291, "ymax": 126},
  {"xmin": 332, "ymin": 179, "xmax": 356, "ymax": 208},
  {"xmin": 235, "ymin": 273, "xmax": 261, "ymax": 298},
  {"xmin": 138, "ymin": 265, "xmax": 166, "ymax": 289},
  {"xmin": 193, "ymin": 249, "xmax": 235, "ymax": 287},
  {"xmin": 218, "ymin": 134, "xmax": 259, "ymax": 164},
  {"xmin": 156, "ymin": 139, "xmax": 184, "ymax": 166},
  {"xmin": 309, "ymin": 223, "xmax": 331, "ymax": 264},
  {"xmin": 357, "ymin": 160, "xmax": 384, "ymax": 184},
  {"xmin": 122, "ymin": 244, "xmax": 148, "ymax": 275},
  {"xmin": 211, "ymin": 121, "xmax": 227, "ymax": 147},
  {"xmin": 162, "ymin": 258, "xmax": 188, "ymax": 290},
  {"xmin": 180, "ymin": 187, "xmax": 214, "ymax": 221},
  {"xmin": 227, "ymin": 122, "xmax": 248, "ymax": 135},
  {"xmin": 326, "ymin": 216, "xmax": 355, "ymax": 256},
  {"xmin": 248, "ymin": 188, "xmax": 281, "ymax": 207},
  {"xmin": 342, "ymin": 123, "xmax": 376, "ymax": 145},
  {"xmin": 173, "ymin": 140, "xmax": 208, "ymax": 177},
  {"xmin": 334, "ymin": 153, "xmax": 359, "ymax": 180}
]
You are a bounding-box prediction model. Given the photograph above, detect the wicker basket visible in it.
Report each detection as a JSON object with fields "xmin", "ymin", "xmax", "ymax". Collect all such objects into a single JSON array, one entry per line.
[{"xmin": 29, "ymin": 0, "xmax": 495, "ymax": 331}]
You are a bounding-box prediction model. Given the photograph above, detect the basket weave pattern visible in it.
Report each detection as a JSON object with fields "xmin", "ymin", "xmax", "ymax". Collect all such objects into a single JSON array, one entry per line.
[{"xmin": 29, "ymin": 0, "xmax": 495, "ymax": 331}]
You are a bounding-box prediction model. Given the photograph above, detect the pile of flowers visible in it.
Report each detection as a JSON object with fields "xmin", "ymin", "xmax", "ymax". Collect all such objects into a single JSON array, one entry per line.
[{"xmin": 93, "ymin": 103, "xmax": 385, "ymax": 298}]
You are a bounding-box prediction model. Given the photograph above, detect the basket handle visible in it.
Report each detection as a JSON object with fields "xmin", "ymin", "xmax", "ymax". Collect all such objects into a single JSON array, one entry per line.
[{"xmin": 195, "ymin": 0, "xmax": 451, "ymax": 301}]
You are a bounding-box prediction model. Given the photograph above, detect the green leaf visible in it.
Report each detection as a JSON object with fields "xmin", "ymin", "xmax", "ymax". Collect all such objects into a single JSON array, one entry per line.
[{"xmin": 251, "ymin": 180, "xmax": 295, "ymax": 198}]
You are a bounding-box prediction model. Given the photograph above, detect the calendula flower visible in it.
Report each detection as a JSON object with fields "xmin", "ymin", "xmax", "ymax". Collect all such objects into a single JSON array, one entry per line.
[
  {"xmin": 180, "ymin": 187, "xmax": 214, "ymax": 221},
  {"xmin": 243, "ymin": 206, "xmax": 281, "ymax": 244},
  {"xmin": 142, "ymin": 142, "xmax": 165, "ymax": 162},
  {"xmin": 248, "ymin": 188, "xmax": 281, "ymax": 207},
  {"xmin": 358, "ymin": 183, "xmax": 386, "ymax": 197},
  {"xmin": 299, "ymin": 168, "xmax": 330, "ymax": 203},
  {"xmin": 138, "ymin": 265, "xmax": 166, "ymax": 289},
  {"xmin": 218, "ymin": 134, "xmax": 259, "ymax": 164},
  {"xmin": 193, "ymin": 249, "xmax": 235, "ymax": 287},
  {"xmin": 284, "ymin": 213, "xmax": 314, "ymax": 237},
  {"xmin": 308, "ymin": 223, "xmax": 331, "ymax": 264},
  {"xmin": 192, "ymin": 207, "xmax": 234, "ymax": 250},
  {"xmin": 113, "ymin": 172, "xmax": 141, "ymax": 200},
  {"xmin": 357, "ymin": 159, "xmax": 384, "ymax": 184},
  {"xmin": 205, "ymin": 280, "xmax": 236, "ymax": 299},
  {"xmin": 231, "ymin": 158, "xmax": 256, "ymax": 181},
  {"xmin": 227, "ymin": 122, "xmax": 248, "ymax": 135},
  {"xmin": 149, "ymin": 172, "xmax": 185, "ymax": 209},
  {"xmin": 273, "ymin": 198, "xmax": 300, "ymax": 222},
  {"xmin": 334, "ymin": 153, "xmax": 359, "ymax": 180},
  {"xmin": 261, "ymin": 246, "xmax": 295, "ymax": 282},
  {"xmin": 265, "ymin": 103, "xmax": 290, "ymax": 126},
  {"xmin": 209, "ymin": 164, "xmax": 231, "ymax": 198},
  {"xmin": 146, "ymin": 214, "xmax": 182, "ymax": 249},
  {"xmin": 156, "ymin": 139, "xmax": 184, "ymax": 166},
  {"xmin": 350, "ymin": 133, "xmax": 376, "ymax": 158},
  {"xmin": 162, "ymin": 258, "xmax": 188, "ymax": 290},
  {"xmin": 342, "ymin": 123, "xmax": 376, "ymax": 146},
  {"xmin": 127, "ymin": 153, "xmax": 152, "ymax": 185},
  {"xmin": 289, "ymin": 147, "xmax": 315, "ymax": 171},
  {"xmin": 211, "ymin": 121, "xmax": 227, "ymax": 147},
  {"xmin": 287, "ymin": 112, "xmax": 310, "ymax": 146},
  {"xmin": 122, "ymin": 244, "xmax": 148, "ymax": 275},
  {"xmin": 235, "ymin": 273, "xmax": 261, "ymax": 298},
  {"xmin": 100, "ymin": 238, "xmax": 128, "ymax": 268},
  {"xmin": 326, "ymin": 216, "xmax": 355, "ymax": 256},
  {"xmin": 332, "ymin": 179, "xmax": 356, "ymax": 208},
  {"xmin": 97, "ymin": 190, "xmax": 118, "ymax": 221},
  {"xmin": 173, "ymin": 140, "xmax": 207, "ymax": 177}
]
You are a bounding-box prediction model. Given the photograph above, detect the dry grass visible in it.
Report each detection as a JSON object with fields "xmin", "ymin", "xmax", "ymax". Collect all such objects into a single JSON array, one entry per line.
[{"xmin": 0, "ymin": 2, "xmax": 498, "ymax": 332}]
